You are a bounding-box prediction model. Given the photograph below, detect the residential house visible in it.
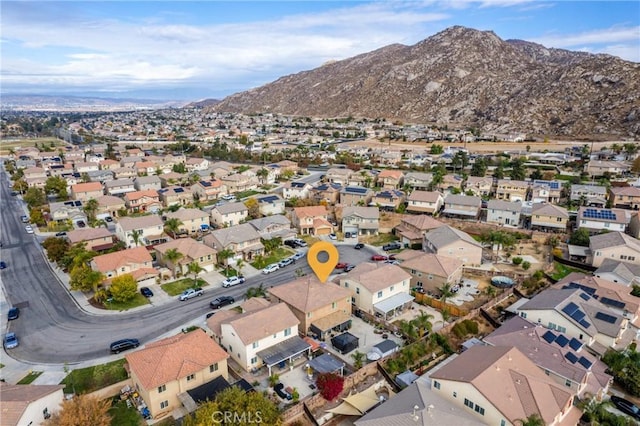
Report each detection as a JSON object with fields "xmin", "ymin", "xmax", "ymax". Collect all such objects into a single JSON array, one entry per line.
[
  {"xmin": 464, "ymin": 176, "xmax": 493, "ymax": 197},
  {"xmin": 22, "ymin": 167, "xmax": 47, "ymax": 180},
  {"xmin": 530, "ymin": 203, "xmax": 569, "ymax": 232},
  {"xmin": 531, "ymin": 180, "xmax": 563, "ymax": 204},
  {"xmin": 406, "ymin": 190, "xmax": 444, "ymax": 215},
  {"xmin": 66, "ymin": 228, "xmax": 114, "ymax": 251},
  {"xmin": 166, "ymin": 208, "xmax": 210, "ymax": 235},
  {"xmin": 338, "ymin": 263, "xmax": 413, "ymax": 319},
  {"xmin": 210, "ymin": 202, "xmax": 248, "ymax": 228},
  {"xmin": 254, "ymin": 194, "xmax": 285, "ymax": 216},
  {"xmin": 429, "ymin": 346, "xmax": 578, "ymax": 426},
  {"xmin": 99, "ymin": 159, "xmax": 120, "ymax": 170},
  {"xmin": 438, "ymin": 174, "xmax": 464, "ymax": 193},
  {"xmin": 377, "ymin": 169, "xmax": 404, "ymax": 189},
  {"xmin": 443, "ymin": 194, "xmax": 482, "ymax": 220},
  {"xmin": 340, "ymin": 186, "xmax": 374, "ymax": 207},
  {"xmin": 220, "ymin": 173, "xmax": 258, "ymax": 193},
  {"xmin": 394, "ymin": 215, "xmax": 445, "ymax": 248},
  {"xmin": 484, "ymin": 316, "xmax": 612, "ymax": 399},
  {"xmin": 186, "ymin": 157, "xmax": 210, "ymax": 172},
  {"xmin": 486, "ymin": 200, "xmax": 522, "ymax": 227},
  {"xmin": 594, "ymin": 259, "xmax": 640, "ymax": 286},
  {"xmin": 247, "ymin": 215, "xmax": 295, "ymax": 241},
  {"xmin": 0, "ymin": 383, "xmax": 64, "ymax": 426},
  {"xmin": 609, "ymin": 186, "xmax": 640, "ymax": 210},
  {"xmin": 515, "ymin": 288, "xmax": 629, "ymax": 351},
  {"xmin": 104, "ymin": 178, "xmax": 135, "ymax": 196},
  {"xmin": 370, "ymin": 190, "xmax": 405, "ymax": 211},
  {"xmin": 282, "ymin": 181, "xmax": 311, "ymax": 200},
  {"xmin": 96, "ymin": 195, "xmax": 126, "ymax": 218},
  {"xmin": 325, "ymin": 167, "xmax": 353, "ymax": 185},
  {"xmin": 268, "ymin": 276, "xmax": 352, "ymax": 340},
  {"xmin": 125, "ymin": 329, "xmax": 229, "ymax": 419},
  {"xmin": 112, "ymin": 167, "xmax": 138, "ymax": 180},
  {"xmin": 291, "ymin": 205, "xmax": 333, "ymax": 235},
  {"xmin": 91, "ymin": 246, "xmax": 158, "ymax": 285},
  {"xmin": 155, "ymin": 239, "xmax": 217, "ymax": 275},
  {"xmin": 400, "ymin": 253, "xmax": 463, "ymax": 293},
  {"xmin": 423, "ymin": 225, "xmax": 483, "ymax": 266},
  {"xmin": 48, "ymin": 200, "xmax": 86, "ymax": 226},
  {"xmin": 347, "ymin": 170, "xmax": 377, "ymax": 188},
  {"xmin": 134, "ymin": 175, "xmax": 162, "ymax": 191},
  {"xmin": 571, "ymin": 184, "xmax": 608, "ymax": 207},
  {"xmin": 403, "ymin": 172, "xmax": 433, "ymax": 191},
  {"xmin": 115, "ymin": 215, "xmax": 166, "ymax": 248},
  {"xmin": 86, "ymin": 170, "xmax": 115, "ymax": 184},
  {"xmin": 585, "ymin": 160, "xmax": 630, "ymax": 177},
  {"xmin": 203, "ymin": 223, "xmax": 263, "ymax": 262},
  {"xmin": 310, "ymin": 182, "xmax": 342, "ymax": 205},
  {"xmin": 589, "ymin": 231, "xmax": 640, "ymax": 267},
  {"xmin": 158, "ymin": 186, "xmax": 194, "ymax": 208},
  {"xmin": 576, "ymin": 207, "xmax": 630, "ymax": 234},
  {"xmin": 74, "ymin": 161, "xmax": 99, "ymax": 174},
  {"xmin": 134, "ymin": 161, "xmax": 159, "ymax": 176},
  {"xmin": 124, "ymin": 190, "xmax": 161, "ymax": 214},
  {"xmin": 341, "ymin": 206, "xmax": 379, "ymax": 236},
  {"xmin": 159, "ymin": 172, "xmax": 188, "ymax": 187},
  {"xmin": 496, "ymin": 179, "xmax": 529, "ymax": 202},
  {"xmin": 70, "ymin": 181, "xmax": 103, "ymax": 201},
  {"xmin": 207, "ymin": 300, "xmax": 310, "ymax": 374},
  {"xmin": 191, "ymin": 180, "xmax": 227, "ymax": 201}
]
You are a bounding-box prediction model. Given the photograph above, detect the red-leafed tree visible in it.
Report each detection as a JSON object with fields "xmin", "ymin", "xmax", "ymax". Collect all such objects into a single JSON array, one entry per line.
[{"xmin": 316, "ymin": 372, "xmax": 344, "ymax": 401}]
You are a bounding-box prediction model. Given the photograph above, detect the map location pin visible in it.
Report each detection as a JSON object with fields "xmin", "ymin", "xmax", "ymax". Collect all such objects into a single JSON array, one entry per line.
[{"xmin": 307, "ymin": 241, "xmax": 339, "ymax": 283}]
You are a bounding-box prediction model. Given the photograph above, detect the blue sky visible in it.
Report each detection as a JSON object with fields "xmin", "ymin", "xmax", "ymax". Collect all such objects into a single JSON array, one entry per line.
[{"xmin": 2, "ymin": 1, "xmax": 639, "ymax": 100}]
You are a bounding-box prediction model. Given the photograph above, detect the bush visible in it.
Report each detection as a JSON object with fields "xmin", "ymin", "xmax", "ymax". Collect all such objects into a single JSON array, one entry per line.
[
  {"xmin": 522, "ymin": 261, "xmax": 531, "ymax": 270},
  {"xmin": 512, "ymin": 257, "xmax": 523, "ymax": 265},
  {"xmin": 316, "ymin": 373, "xmax": 344, "ymax": 401}
]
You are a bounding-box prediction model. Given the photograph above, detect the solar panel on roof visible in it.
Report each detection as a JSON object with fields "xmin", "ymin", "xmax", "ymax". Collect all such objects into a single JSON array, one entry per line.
[
  {"xmin": 555, "ymin": 335, "xmax": 569, "ymax": 347},
  {"xmin": 600, "ymin": 297, "xmax": 625, "ymax": 309},
  {"xmin": 570, "ymin": 310, "xmax": 585, "ymax": 321},
  {"xmin": 579, "ymin": 292, "xmax": 590, "ymax": 301},
  {"xmin": 567, "ymin": 283, "xmax": 596, "ymax": 295},
  {"xmin": 565, "ymin": 352, "xmax": 579, "ymax": 364},
  {"xmin": 542, "ymin": 330, "xmax": 556, "ymax": 343},
  {"xmin": 259, "ymin": 195, "xmax": 278, "ymax": 203},
  {"xmin": 579, "ymin": 319, "xmax": 591, "ymax": 328},
  {"xmin": 569, "ymin": 338, "xmax": 583, "ymax": 351},
  {"xmin": 595, "ymin": 312, "xmax": 617, "ymax": 324},
  {"xmin": 562, "ymin": 302, "xmax": 579, "ymax": 316},
  {"xmin": 174, "ymin": 187, "xmax": 184, "ymax": 193},
  {"xmin": 347, "ymin": 187, "xmax": 367, "ymax": 194},
  {"xmin": 578, "ymin": 356, "xmax": 593, "ymax": 369}
]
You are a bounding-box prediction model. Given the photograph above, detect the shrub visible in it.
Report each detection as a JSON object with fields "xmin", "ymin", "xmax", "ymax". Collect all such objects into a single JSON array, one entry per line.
[
  {"xmin": 522, "ymin": 261, "xmax": 531, "ymax": 270},
  {"xmin": 512, "ymin": 257, "xmax": 523, "ymax": 265},
  {"xmin": 316, "ymin": 373, "xmax": 344, "ymax": 401}
]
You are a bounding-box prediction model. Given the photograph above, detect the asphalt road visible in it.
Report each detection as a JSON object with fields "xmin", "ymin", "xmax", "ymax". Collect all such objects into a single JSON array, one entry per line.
[{"xmin": 0, "ymin": 169, "xmax": 377, "ymax": 364}]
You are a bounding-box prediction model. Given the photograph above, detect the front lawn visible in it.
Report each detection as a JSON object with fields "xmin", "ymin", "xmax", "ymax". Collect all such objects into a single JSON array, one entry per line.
[
  {"xmin": 61, "ymin": 359, "xmax": 128, "ymax": 395},
  {"xmin": 109, "ymin": 399, "xmax": 144, "ymax": 426},
  {"xmin": 550, "ymin": 262, "xmax": 588, "ymax": 281},
  {"xmin": 363, "ymin": 233, "xmax": 399, "ymax": 247},
  {"xmin": 251, "ymin": 247, "xmax": 295, "ymax": 269},
  {"xmin": 17, "ymin": 371, "xmax": 43, "ymax": 384},
  {"xmin": 235, "ymin": 190, "xmax": 261, "ymax": 199},
  {"xmin": 105, "ymin": 294, "xmax": 150, "ymax": 311},
  {"xmin": 161, "ymin": 278, "xmax": 208, "ymax": 296}
]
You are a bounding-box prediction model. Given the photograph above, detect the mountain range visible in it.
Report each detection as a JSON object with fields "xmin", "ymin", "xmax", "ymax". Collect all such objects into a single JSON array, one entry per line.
[{"xmin": 211, "ymin": 26, "xmax": 640, "ymax": 139}]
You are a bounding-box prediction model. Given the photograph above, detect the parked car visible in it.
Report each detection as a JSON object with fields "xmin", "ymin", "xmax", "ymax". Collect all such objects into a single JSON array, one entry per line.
[
  {"xmin": 344, "ymin": 264, "xmax": 356, "ymax": 272},
  {"xmin": 77, "ymin": 220, "xmax": 86, "ymax": 228},
  {"xmin": 140, "ymin": 287, "xmax": 154, "ymax": 297},
  {"xmin": 4, "ymin": 332, "xmax": 18, "ymax": 349},
  {"xmin": 354, "ymin": 243, "xmax": 364, "ymax": 249},
  {"xmin": 20, "ymin": 215, "xmax": 28, "ymax": 223},
  {"xmin": 284, "ymin": 240, "xmax": 298, "ymax": 248},
  {"xmin": 278, "ymin": 258, "xmax": 294, "ymax": 268},
  {"xmin": 179, "ymin": 287, "xmax": 204, "ymax": 301},
  {"xmin": 329, "ymin": 233, "xmax": 337, "ymax": 240},
  {"xmin": 293, "ymin": 239, "xmax": 307, "ymax": 247},
  {"xmin": 10, "ymin": 191, "xmax": 18, "ymax": 196},
  {"xmin": 610, "ymin": 395, "xmax": 640, "ymax": 420},
  {"xmin": 371, "ymin": 255, "xmax": 387, "ymax": 261},
  {"xmin": 382, "ymin": 242, "xmax": 401, "ymax": 251},
  {"xmin": 335, "ymin": 262, "xmax": 348, "ymax": 269},
  {"xmin": 25, "ymin": 225, "xmax": 34, "ymax": 234},
  {"xmin": 55, "ymin": 231, "xmax": 67, "ymax": 237},
  {"xmin": 221, "ymin": 194, "xmax": 236, "ymax": 201},
  {"xmin": 210, "ymin": 296, "xmax": 235, "ymax": 309},
  {"xmin": 222, "ymin": 276, "xmax": 245, "ymax": 288},
  {"xmin": 104, "ymin": 216, "xmax": 113, "ymax": 222},
  {"xmin": 205, "ymin": 311, "xmax": 216, "ymax": 319},
  {"xmin": 0, "ymin": 261, "xmax": 6, "ymax": 269},
  {"xmin": 291, "ymin": 252, "xmax": 305, "ymax": 261},
  {"xmin": 384, "ymin": 260, "xmax": 400, "ymax": 265},
  {"xmin": 109, "ymin": 338, "xmax": 140, "ymax": 354},
  {"xmin": 262, "ymin": 263, "xmax": 280, "ymax": 274},
  {"xmin": 7, "ymin": 307, "xmax": 19, "ymax": 320},
  {"xmin": 344, "ymin": 232, "xmax": 352, "ymax": 238}
]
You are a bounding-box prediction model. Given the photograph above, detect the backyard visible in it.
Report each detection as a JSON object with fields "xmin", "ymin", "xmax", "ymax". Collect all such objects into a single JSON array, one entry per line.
[
  {"xmin": 61, "ymin": 359, "xmax": 128, "ymax": 395},
  {"xmin": 549, "ymin": 261, "xmax": 589, "ymax": 281}
]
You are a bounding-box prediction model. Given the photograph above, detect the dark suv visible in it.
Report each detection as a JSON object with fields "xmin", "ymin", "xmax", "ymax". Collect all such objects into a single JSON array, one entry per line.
[
  {"xmin": 382, "ymin": 242, "xmax": 401, "ymax": 251},
  {"xmin": 210, "ymin": 296, "xmax": 235, "ymax": 309},
  {"xmin": 110, "ymin": 338, "xmax": 140, "ymax": 353}
]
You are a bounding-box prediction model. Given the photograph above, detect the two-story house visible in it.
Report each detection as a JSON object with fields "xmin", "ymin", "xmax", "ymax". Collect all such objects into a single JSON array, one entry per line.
[
  {"xmin": 191, "ymin": 180, "xmax": 227, "ymax": 202},
  {"xmin": 126, "ymin": 329, "xmax": 229, "ymax": 419},
  {"xmin": 310, "ymin": 182, "xmax": 342, "ymax": 205},
  {"xmin": 594, "ymin": 259, "xmax": 640, "ymax": 286},
  {"xmin": 377, "ymin": 169, "xmax": 404, "ymax": 189},
  {"xmin": 341, "ymin": 206, "xmax": 379, "ymax": 236},
  {"xmin": 157, "ymin": 186, "xmax": 194, "ymax": 208},
  {"xmin": 66, "ymin": 228, "xmax": 114, "ymax": 252},
  {"xmin": 338, "ymin": 263, "xmax": 413, "ymax": 319},
  {"xmin": 399, "ymin": 252, "xmax": 463, "ymax": 293},
  {"xmin": 247, "ymin": 215, "xmax": 295, "ymax": 241},
  {"xmin": 220, "ymin": 173, "xmax": 258, "ymax": 193},
  {"xmin": 70, "ymin": 181, "xmax": 103, "ymax": 201},
  {"xmin": 370, "ymin": 190, "xmax": 405, "ymax": 211},
  {"xmin": 166, "ymin": 208, "xmax": 211, "ymax": 235},
  {"xmin": 115, "ymin": 215, "xmax": 165, "ymax": 248},
  {"xmin": 155, "ymin": 238, "xmax": 217, "ymax": 275},
  {"xmin": 406, "ymin": 191, "xmax": 444, "ymax": 215},
  {"xmin": 495, "ymin": 179, "xmax": 529, "ymax": 202},
  {"xmin": 104, "ymin": 178, "xmax": 136, "ymax": 196},
  {"xmin": 530, "ymin": 203, "xmax": 569, "ymax": 232},
  {"xmin": 325, "ymin": 168, "xmax": 353, "ymax": 185},
  {"xmin": 291, "ymin": 206, "xmax": 333, "ymax": 235},
  {"xmin": 443, "ymin": 194, "xmax": 482, "ymax": 219},
  {"xmin": 609, "ymin": 186, "xmax": 640, "ymax": 210},
  {"xmin": 486, "ymin": 200, "xmax": 522, "ymax": 227},
  {"xmin": 423, "ymin": 225, "xmax": 482, "ymax": 266},
  {"xmin": 269, "ymin": 276, "xmax": 352, "ymax": 340},
  {"xmin": 91, "ymin": 246, "xmax": 158, "ymax": 285},
  {"xmin": 203, "ymin": 223, "xmax": 264, "ymax": 262},
  {"xmin": 571, "ymin": 184, "xmax": 608, "ymax": 208},
  {"xmin": 124, "ymin": 190, "xmax": 161, "ymax": 214},
  {"xmin": 134, "ymin": 175, "xmax": 162, "ymax": 192},
  {"xmin": 531, "ymin": 180, "xmax": 562, "ymax": 204},
  {"xmin": 340, "ymin": 186, "xmax": 374, "ymax": 207},
  {"xmin": 585, "ymin": 160, "xmax": 630, "ymax": 178},
  {"xmin": 95, "ymin": 195, "xmax": 126, "ymax": 218},
  {"xmin": 210, "ymin": 202, "xmax": 249, "ymax": 228},
  {"xmin": 48, "ymin": 200, "xmax": 87, "ymax": 226},
  {"xmin": 394, "ymin": 215, "xmax": 445, "ymax": 248},
  {"xmin": 159, "ymin": 172, "xmax": 188, "ymax": 187},
  {"xmin": 282, "ymin": 181, "xmax": 312, "ymax": 200},
  {"xmin": 403, "ymin": 172, "xmax": 433, "ymax": 191},
  {"xmin": 589, "ymin": 231, "xmax": 640, "ymax": 267},
  {"xmin": 0, "ymin": 383, "xmax": 64, "ymax": 426},
  {"xmin": 576, "ymin": 207, "xmax": 630, "ymax": 234},
  {"xmin": 254, "ymin": 194, "xmax": 285, "ymax": 216},
  {"xmin": 464, "ymin": 176, "xmax": 493, "ymax": 197}
]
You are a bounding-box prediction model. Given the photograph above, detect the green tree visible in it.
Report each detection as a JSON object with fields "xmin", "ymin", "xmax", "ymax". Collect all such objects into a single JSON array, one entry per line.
[
  {"xmin": 529, "ymin": 169, "xmax": 543, "ymax": 180},
  {"xmin": 261, "ymin": 237, "xmax": 282, "ymax": 254},
  {"xmin": 521, "ymin": 261, "xmax": 531, "ymax": 270},
  {"xmin": 411, "ymin": 311, "xmax": 434, "ymax": 337},
  {"xmin": 517, "ymin": 414, "xmax": 544, "ymax": 426},
  {"xmin": 244, "ymin": 197, "xmax": 261, "ymax": 219},
  {"xmin": 438, "ymin": 283, "xmax": 455, "ymax": 306},
  {"xmin": 351, "ymin": 351, "xmax": 365, "ymax": 369},
  {"xmin": 493, "ymin": 164, "xmax": 505, "ymax": 179},
  {"xmin": 470, "ymin": 157, "xmax": 487, "ymax": 177},
  {"xmin": 509, "ymin": 157, "xmax": 527, "ymax": 181},
  {"xmin": 163, "ymin": 217, "xmax": 183, "ymax": 238},
  {"xmin": 49, "ymin": 394, "xmax": 111, "ymax": 426},
  {"xmin": 23, "ymin": 187, "xmax": 46, "ymax": 208},
  {"xmin": 83, "ymin": 198, "xmax": 99, "ymax": 223},
  {"xmin": 69, "ymin": 265, "xmax": 104, "ymax": 292},
  {"xmin": 164, "ymin": 248, "xmax": 184, "ymax": 277},
  {"xmin": 245, "ymin": 284, "xmax": 267, "ymax": 299},
  {"xmin": 42, "ymin": 237, "xmax": 71, "ymax": 263},
  {"xmin": 45, "ymin": 176, "xmax": 69, "ymax": 199},
  {"xmin": 569, "ymin": 228, "xmax": 591, "ymax": 247},
  {"xmin": 109, "ymin": 274, "xmax": 138, "ymax": 302},
  {"xmin": 398, "ymin": 319, "xmax": 418, "ymax": 342},
  {"xmin": 130, "ymin": 229, "xmax": 142, "ymax": 247},
  {"xmin": 256, "ymin": 168, "xmax": 270, "ymax": 184},
  {"xmin": 29, "ymin": 207, "xmax": 46, "ymax": 226},
  {"xmin": 12, "ymin": 178, "xmax": 28, "ymax": 194},
  {"xmin": 187, "ymin": 261, "xmax": 204, "ymax": 282},
  {"xmin": 429, "ymin": 144, "xmax": 444, "ymax": 155}
]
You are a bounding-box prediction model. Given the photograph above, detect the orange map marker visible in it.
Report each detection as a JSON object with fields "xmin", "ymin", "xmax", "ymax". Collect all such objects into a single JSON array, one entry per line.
[{"xmin": 307, "ymin": 241, "xmax": 339, "ymax": 283}]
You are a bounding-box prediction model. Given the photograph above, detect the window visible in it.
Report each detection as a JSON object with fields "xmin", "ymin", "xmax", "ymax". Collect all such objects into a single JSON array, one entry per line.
[
  {"xmin": 251, "ymin": 356, "xmax": 258, "ymax": 364},
  {"xmin": 453, "ymin": 392, "xmax": 457, "ymax": 398},
  {"xmin": 411, "ymin": 269, "xmax": 416, "ymax": 274},
  {"xmin": 356, "ymin": 288, "xmax": 360, "ymax": 294},
  {"xmin": 557, "ymin": 217, "xmax": 563, "ymax": 222},
  {"xmin": 464, "ymin": 398, "xmax": 474, "ymax": 409},
  {"xmin": 158, "ymin": 384, "xmax": 166, "ymax": 393},
  {"xmin": 520, "ymin": 312, "xmax": 527, "ymax": 319},
  {"xmin": 284, "ymin": 328, "xmax": 291, "ymax": 337},
  {"xmin": 433, "ymin": 380, "xmax": 440, "ymax": 389},
  {"xmin": 377, "ymin": 291, "xmax": 383, "ymax": 298},
  {"xmin": 160, "ymin": 400, "xmax": 169, "ymax": 409},
  {"xmin": 229, "ymin": 345, "xmax": 233, "ymax": 353},
  {"xmin": 187, "ymin": 374, "xmax": 195, "ymax": 381},
  {"xmin": 307, "ymin": 312, "xmax": 312, "ymax": 318},
  {"xmin": 565, "ymin": 379, "xmax": 572, "ymax": 387},
  {"xmin": 253, "ymin": 341, "xmax": 259, "ymax": 349},
  {"xmin": 210, "ymin": 363, "xmax": 218, "ymax": 373},
  {"xmin": 390, "ymin": 286, "xmax": 394, "ymax": 292},
  {"xmin": 548, "ymin": 322, "xmax": 556, "ymax": 330},
  {"xmin": 501, "ymin": 420, "xmax": 506, "ymax": 426},
  {"xmin": 474, "ymin": 404, "xmax": 485, "ymax": 415},
  {"xmin": 557, "ymin": 326, "xmax": 567, "ymax": 333},
  {"xmin": 345, "ymin": 282, "xmax": 349, "ymax": 288},
  {"xmin": 332, "ymin": 302, "xmax": 337, "ymax": 309}
]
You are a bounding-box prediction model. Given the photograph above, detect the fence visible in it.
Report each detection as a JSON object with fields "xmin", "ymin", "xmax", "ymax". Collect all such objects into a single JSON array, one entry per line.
[
  {"xmin": 412, "ymin": 292, "xmax": 468, "ymax": 317},
  {"xmin": 86, "ymin": 378, "xmax": 133, "ymax": 401},
  {"xmin": 553, "ymin": 254, "xmax": 597, "ymax": 272}
]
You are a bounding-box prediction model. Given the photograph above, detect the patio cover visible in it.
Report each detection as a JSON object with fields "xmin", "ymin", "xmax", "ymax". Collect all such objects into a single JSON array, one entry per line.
[
  {"xmin": 257, "ymin": 336, "xmax": 311, "ymax": 367},
  {"xmin": 326, "ymin": 386, "xmax": 381, "ymax": 416},
  {"xmin": 568, "ymin": 245, "xmax": 590, "ymax": 257},
  {"xmin": 373, "ymin": 292, "xmax": 414, "ymax": 315},
  {"xmin": 308, "ymin": 353, "xmax": 345, "ymax": 375},
  {"xmin": 311, "ymin": 310, "xmax": 351, "ymax": 334},
  {"xmin": 443, "ymin": 208, "xmax": 477, "ymax": 216}
]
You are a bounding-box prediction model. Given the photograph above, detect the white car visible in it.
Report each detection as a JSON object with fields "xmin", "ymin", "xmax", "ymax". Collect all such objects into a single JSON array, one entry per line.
[
  {"xmin": 222, "ymin": 276, "xmax": 246, "ymax": 288},
  {"xmin": 262, "ymin": 263, "xmax": 280, "ymax": 274},
  {"xmin": 291, "ymin": 252, "xmax": 305, "ymax": 261},
  {"xmin": 329, "ymin": 233, "xmax": 337, "ymax": 240},
  {"xmin": 179, "ymin": 288, "xmax": 204, "ymax": 301},
  {"xmin": 25, "ymin": 225, "xmax": 34, "ymax": 234}
]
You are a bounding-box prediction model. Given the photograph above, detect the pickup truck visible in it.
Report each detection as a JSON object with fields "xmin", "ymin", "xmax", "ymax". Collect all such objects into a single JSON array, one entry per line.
[
  {"xmin": 222, "ymin": 276, "xmax": 245, "ymax": 288},
  {"xmin": 179, "ymin": 287, "xmax": 204, "ymax": 301}
]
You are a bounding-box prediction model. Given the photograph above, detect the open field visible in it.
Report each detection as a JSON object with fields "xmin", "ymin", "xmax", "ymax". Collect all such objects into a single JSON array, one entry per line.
[{"xmin": 0, "ymin": 138, "xmax": 67, "ymax": 154}]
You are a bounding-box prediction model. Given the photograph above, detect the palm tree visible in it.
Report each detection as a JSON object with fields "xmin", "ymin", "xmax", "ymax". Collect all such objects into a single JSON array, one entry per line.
[
  {"xmin": 83, "ymin": 198, "xmax": 99, "ymax": 223},
  {"xmin": 351, "ymin": 351, "xmax": 365, "ymax": 369},
  {"xmin": 164, "ymin": 217, "xmax": 183, "ymax": 238},
  {"xmin": 411, "ymin": 312, "xmax": 434, "ymax": 338},
  {"xmin": 164, "ymin": 248, "xmax": 184, "ymax": 277},
  {"xmin": 130, "ymin": 229, "xmax": 142, "ymax": 247},
  {"xmin": 235, "ymin": 258, "xmax": 245, "ymax": 275},
  {"xmin": 438, "ymin": 283, "xmax": 455, "ymax": 307},
  {"xmin": 187, "ymin": 261, "xmax": 204, "ymax": 284},
  {"xmin": 244, "ymin": 284, "xmax": 267, "ymax": 299},
  {"xmin": 256, "ymin": 168, "xmax": 269, "ymax": 185},
  {"xmin": 517, "ymin": 414, "xmax": 544, "ymax": 426},
  {"xmin": 216, "ymin": 248, "xmax": 235, "ymax": 275},
  {"xmin": 398, "ymin": 319, "xmax": 418, "ymax": 342},
  {"xmin": 579, "ymin": 397, "xmax": 610, "ymax": 425}
]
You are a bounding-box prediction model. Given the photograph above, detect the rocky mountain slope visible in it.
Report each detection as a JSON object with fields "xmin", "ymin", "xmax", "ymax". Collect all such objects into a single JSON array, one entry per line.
[{"xmin": 211, "ymin": 26, "xmax": 640, "ymax": 138}]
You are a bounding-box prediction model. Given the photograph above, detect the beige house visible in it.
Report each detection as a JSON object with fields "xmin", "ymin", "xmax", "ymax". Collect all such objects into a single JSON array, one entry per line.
[
  {"xmin": 341, "ymin": 206, "xmax": 379, "ymax": 236},
  {"xmin": 423, "ymin": 225, "xmax": 482, "ymax": 266},
  {"xmin": 91, "ymin": 246, "xmax": 158, "ymax": 285},
  {"xmin": 310, "ymin": 182, "xmax": 342, "ymax": 205},
  {"xmin": 115, "ymin": 215, "xmax": 166, "ymax": 248},
  {"xmin": 0, "ymin": 383, "xmax": 64, "ymax": 426},
  {"xmin": 159, "ymin": 172, "xmax": 189, "ymax": 187},
  {"xmin": 486, "ymin": 200, "xmax": 523, "ymax": 227},
  {"xmin": 158, "ymin": 186, "xmax": 194, "ymax": 207},
  {"xmin": 269, "ymin": 276, "xmax": 352, "ymax": 340},
  {"xmin": 203, "ymin": 223, "xmax": 264, "ymax": 262},
  {"xmin": 406, "ymin": 190, "xmax": 444, "ymax": 214},
  {"xmin": 220, "ymin": 173, "xmax": 258, "ymax": 193},
  {"xmin": 531, "ymin": 203, "xmax": 569, "ymax": 232},
  {"xmin": 585, "ymin": 160, "xmax": 630, "ymax": 178},
  {"xmin": 430, "ymin": 346, "xmax": 577, "ymax": 426},
  {"xmin": 443, "ymin": 195, "xmax": 482, "ymax": 219},
  {"xmin": 291, "ymin": 205, "xmax": 333, "ymax": 235},
  {"xmin": 394, "ymin": 215, "xmax": 445, "ymax": 248},
  {"xmin": 325, "ymin": 167, "xmax": 353, "ymax": 185},
  {"xmin": 282, "ymin": 181, "xmax": 312, "ymax": 200},
  {"xmin": 340, "ymin": 186, "xmax": 374, "ymax": 207},
  {"xmin": 96, "ymin": 195, "xmax": 126, "ymax": 217},
  {"xmin": 495, "ymin": 179, "xmax": 529, "ymax": 202},
  {"xmin": 66, "ymin": 228, "xmax": 114, "ymax": 251},
  {"xmin": 338, "ymin": 263, "xmax": 413, "ymax": 319},
  {"xmin": 155, "ymin": 238, "xmax": 217, "ymax": 274},
  {"xmin": 400, "ymin": 253, "xmax": 463, "ymax": 293},
  {"xmin": 377, "ymin": 169, "xmax": 404, "ymax": 189},
  {"xmin": 126, "ymin": 329, "xmax": 229, "ymax": 419},
  {"xmin": 166, "ymin": 208, "xmax": 210, "ymax": 235},
  {"xmin": 403, "ymin": 172, "xmax": 433, "ymax": 191},
  {"xmin": 210, "ymin": 202, "xmax": 249, "ymax": 228},
  {"xmin": 134, "ymin": 175, "xmax": 162, "ymax": 191},
  {"xmin": 70, "ymin": 181, "xmax": 103, "ymax": 201},
  {"xmin": 104, "ymin": 178, "xmax": 135, "ymax": 196},
  {"xmin": 589, "ymin": 231, "xmax": 640, "ymax": 267},
  {"xmin": 609, "ymin": 186, "xmax": 640, "ymax": 210},
  {"xmin": 370, "ymin": 190, "xmax": 405, "ymax": 211},
  {"xmin": 191, "ymin": 179, "xmax": 227, "ymax": 201},
  {"xmin": 464, "ymin": 176, "xmax": 493, "ymax": 197},
  {"xmin": 124, "ymin": 190, "xmax": 161, "ymax": 214},
  {"xmin": 255, "ymin": 194, "xmax": 285, "ymax": 216}
]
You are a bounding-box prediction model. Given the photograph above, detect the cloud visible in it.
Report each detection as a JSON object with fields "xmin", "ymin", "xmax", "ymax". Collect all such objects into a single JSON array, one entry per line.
[{"xmin": 531, "ymin": 26, "xmax": 640, "ymax": 49}]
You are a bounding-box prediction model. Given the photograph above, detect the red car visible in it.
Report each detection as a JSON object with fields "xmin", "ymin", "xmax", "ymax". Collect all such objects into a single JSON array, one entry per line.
[
  {"xmin": 335, "ymin": 262, "xmax": 348, "ymax": 269},
  {"xmin": 371, "ymin": 255, "xmax": 388, "ymax": 261}
]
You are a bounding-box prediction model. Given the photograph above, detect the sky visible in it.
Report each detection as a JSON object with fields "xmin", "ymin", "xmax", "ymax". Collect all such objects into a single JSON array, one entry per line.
[{"xmin": 1, "ymin": 1, "xmax": 639, "ymax": 101}]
